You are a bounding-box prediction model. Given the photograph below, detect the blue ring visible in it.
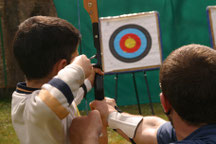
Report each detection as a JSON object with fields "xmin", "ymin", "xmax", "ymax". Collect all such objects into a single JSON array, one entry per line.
[{"xmin": 113, "ymin": 28, "xmax": 147, "ymax": 58}]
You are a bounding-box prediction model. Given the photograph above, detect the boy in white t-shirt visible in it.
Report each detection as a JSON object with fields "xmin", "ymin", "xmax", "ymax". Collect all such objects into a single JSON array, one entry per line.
[{"xmin": 12, "ymin": 16, "xmax": 98, "ymax": 144}]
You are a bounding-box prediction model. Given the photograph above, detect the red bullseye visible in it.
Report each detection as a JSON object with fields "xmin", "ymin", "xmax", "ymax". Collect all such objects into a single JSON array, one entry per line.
[{"xmin": 120, "ymin": 33, "xmax": 141, "ymax": 53}]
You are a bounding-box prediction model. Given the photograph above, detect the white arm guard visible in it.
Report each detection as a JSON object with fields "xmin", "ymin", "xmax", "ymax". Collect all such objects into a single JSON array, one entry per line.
[{"xmin": 108, "ymin": 111, "xmax": 143, "ymax": 138}]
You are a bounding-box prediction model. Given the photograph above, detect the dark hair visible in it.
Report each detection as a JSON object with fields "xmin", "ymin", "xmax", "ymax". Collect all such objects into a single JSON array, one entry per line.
[
  {"xmin": 13, "ymin": 16, "xmax": 81, "ymax": 80},
  {"xmin": 160, "ymin": 44, "xmax": 216, "ymax": 125}
]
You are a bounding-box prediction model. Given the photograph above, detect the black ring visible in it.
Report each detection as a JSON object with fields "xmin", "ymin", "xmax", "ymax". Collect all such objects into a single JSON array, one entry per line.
[{"xmin": 109, "ymin": 24, "xmax": 152, "ymax": 63}]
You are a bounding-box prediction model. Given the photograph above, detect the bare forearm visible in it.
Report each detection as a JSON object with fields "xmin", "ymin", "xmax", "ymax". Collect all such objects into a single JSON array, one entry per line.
[{"xmin": 134, "ymin": 116, "xmax": 166, "ymax": 144}]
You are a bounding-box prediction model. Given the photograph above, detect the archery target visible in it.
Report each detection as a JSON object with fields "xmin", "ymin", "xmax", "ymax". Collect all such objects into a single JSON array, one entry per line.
[
  {"xmin": 207, "ymin": 6, "xmax": 216, "ymax": 49},
  {"xmin": 99, "ymin": 11, "xmax": 162, "ymax": 73},
  {"xmin": 109, "ymin": 24, "xmax": 152, "ymax": 62}
]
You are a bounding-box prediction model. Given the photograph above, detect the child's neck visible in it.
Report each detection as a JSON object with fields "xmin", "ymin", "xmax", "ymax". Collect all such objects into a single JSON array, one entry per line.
[
  {"xmin": 26, "ymin": 67, "xmax": 58, "ymax": 89},
  {"xmin": 26, "ymin": 77, "xmax": 51, "ymax": 89}
]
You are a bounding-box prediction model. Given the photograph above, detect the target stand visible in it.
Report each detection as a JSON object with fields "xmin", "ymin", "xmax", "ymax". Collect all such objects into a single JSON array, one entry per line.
[
  {"xmin": 207, "ymin": 6, "xmax": 216, "ymax": 49},
  {"xmin": 99, "ymin": 11, "xmax": 162, "ymax": 114}
]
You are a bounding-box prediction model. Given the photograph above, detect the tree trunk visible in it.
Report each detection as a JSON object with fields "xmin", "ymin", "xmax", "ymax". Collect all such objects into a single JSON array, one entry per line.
[{"xmin": 0, "ymin": 0, "xmax": 57, "ymax": 88}]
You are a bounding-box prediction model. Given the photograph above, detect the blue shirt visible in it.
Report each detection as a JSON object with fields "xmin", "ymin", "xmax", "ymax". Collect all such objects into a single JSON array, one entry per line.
[{"xmin": 157, "ymin": 122, "xmax": 216, "ymax": 144}]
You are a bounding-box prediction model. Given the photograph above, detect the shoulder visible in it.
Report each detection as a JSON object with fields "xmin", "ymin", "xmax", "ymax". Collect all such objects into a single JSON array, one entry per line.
[
  {"xmin": 172, "ymin": 124, "xmax": 216, "ymax": 144},
  {"xmin": 157, "ymin": 122, "xmax": 177, "ymax": 144},
  {"xmin": 174, "ymin": 124, "xmax": 216, "ymax": 144}
]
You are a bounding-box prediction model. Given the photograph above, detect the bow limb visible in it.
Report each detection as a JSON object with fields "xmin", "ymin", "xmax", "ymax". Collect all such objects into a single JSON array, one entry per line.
[
  {"xmin": 83, "ymin": 0, "xmax": 107, "ymax": 144},
  {"xmin": 83, "ymin": 0, "xmax": 104, "ymax": 100}
]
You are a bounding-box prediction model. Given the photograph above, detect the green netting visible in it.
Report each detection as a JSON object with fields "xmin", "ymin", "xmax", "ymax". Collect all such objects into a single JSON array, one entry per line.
[{"xmin": 53, "ymin": 0, "xmax": 216, "ymax": 110}]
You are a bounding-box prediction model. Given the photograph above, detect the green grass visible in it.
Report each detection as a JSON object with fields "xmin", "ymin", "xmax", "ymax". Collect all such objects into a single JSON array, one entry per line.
[
  {"xmin": 0, "ymin": 97, "xmax": 19, "ymax": 144},
  {"xmin": 0, "ymin": 96, "xmax": 166, "ymax": 144}
]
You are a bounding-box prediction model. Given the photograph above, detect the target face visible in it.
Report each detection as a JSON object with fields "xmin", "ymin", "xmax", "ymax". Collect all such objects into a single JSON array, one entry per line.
[
  {"xmin": 109, "ymin": 24, "xmax": 152, "ymax": 63},
  {"xmin": 99, "ymin": 11, "xmax": 162, "ymax": 73}
]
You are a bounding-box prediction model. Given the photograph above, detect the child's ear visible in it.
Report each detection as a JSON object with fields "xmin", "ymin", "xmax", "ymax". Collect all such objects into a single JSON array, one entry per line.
[
  {"xmin": 57, "ymin": 59, "xmax": 67, "ymax": 72},
  {"xmin": 52, "ymin": 59, "xmax": 67, "ymax": 76},
  {"xmin": 70, "ymin": 50, "xmax": 79, "ymax": 62},
  {"xmin": 49, "ymin": 59, "xmax": 67, "ymax": 77}
]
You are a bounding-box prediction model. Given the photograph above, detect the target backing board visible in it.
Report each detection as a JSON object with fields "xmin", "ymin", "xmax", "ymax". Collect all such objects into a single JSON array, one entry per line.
[
  {"xmin": 99, "ymin": 11, "xmax": 163, "ymax": 73},
  {"xmin": 207, "ymin": 6, "xmax": 216, "ymax": 48}
]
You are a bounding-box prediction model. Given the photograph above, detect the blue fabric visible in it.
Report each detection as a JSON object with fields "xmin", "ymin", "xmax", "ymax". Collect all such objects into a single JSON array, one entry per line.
[
  {"xmin": 48, "ymin": 78, "xmax": 74, "ymax": 105},
  {"xmin": 173, "ymin": 124, "xmax": 216, "ymax": 144},
  {"xmin": 16, "ymin": 82, "xmax": 39, "ymax": 94},
  {"xmin": 157, "ymin": 122, "xmax": 216, "ymax": 144},
  {"xmin": 157, "ymin": 122, "xmax": 177, "ymax": 144}
]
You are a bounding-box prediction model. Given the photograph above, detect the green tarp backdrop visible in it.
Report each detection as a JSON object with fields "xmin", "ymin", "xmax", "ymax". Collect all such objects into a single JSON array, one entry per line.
[{"xmin": 53, "ymin": 0, "xmax": 216, "ymax": 110}]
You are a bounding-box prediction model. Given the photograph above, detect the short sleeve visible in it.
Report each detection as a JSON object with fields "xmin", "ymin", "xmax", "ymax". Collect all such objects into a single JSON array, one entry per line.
[{"xmin": 157, "ymin": 122, "xmax": 177, "ymax": 144}]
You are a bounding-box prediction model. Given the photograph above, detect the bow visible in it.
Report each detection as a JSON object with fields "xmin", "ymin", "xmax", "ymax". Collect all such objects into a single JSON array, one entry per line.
[
  {"xmin": 83, "ymin": 1, "xmax": 108, "ymax": 143},
  {"xmin": 83, "ymin": 0, "xmax": 104, "ymax": 100}
]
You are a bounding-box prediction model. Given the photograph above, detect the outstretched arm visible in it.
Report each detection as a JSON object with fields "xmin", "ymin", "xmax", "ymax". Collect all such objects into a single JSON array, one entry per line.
[{"xmin": 90, "ymin": 97, "xmax": 166, "ymax": 144}]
